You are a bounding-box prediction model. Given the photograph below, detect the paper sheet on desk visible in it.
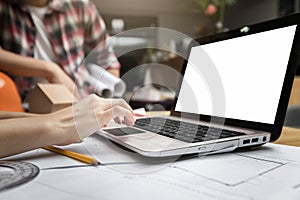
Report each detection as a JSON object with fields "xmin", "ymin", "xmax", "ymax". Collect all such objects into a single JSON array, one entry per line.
[
  {"xmin": 61, "ymin": 134, "xmax": 176, "ymax": 173},
  {"xmin": 3, "ymin": 143, "xmax": 300, "ymax": 199},
  {"xmin": 2, "ymin": 148, "xmax": 84, "ymax": 169},
  {"xmin": 4, "ymin": 142, "xmax": 300, "ymax": 199},
  {"xmin": 0, "ymin": 166, "xmax": 244, "ymax": 200},
  {"xmin": 2, "ymin": 134, "xmax": 159, "ymax": 172}
]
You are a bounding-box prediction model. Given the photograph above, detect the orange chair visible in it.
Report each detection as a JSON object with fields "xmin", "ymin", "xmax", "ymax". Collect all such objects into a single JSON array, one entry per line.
[{"xmin": 0, "ymin": 71, "xmax": 24, "ymax": 112}]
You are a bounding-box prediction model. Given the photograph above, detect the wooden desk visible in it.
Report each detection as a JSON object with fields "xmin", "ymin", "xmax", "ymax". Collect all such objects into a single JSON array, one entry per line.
[
  {"xmin": 289, "ymin": 76, "xmax": 300, "ymax": 105},
  {"xmin": 146, "ymin": 111, "xmax": 300, "ymax": 147},
  {"xmin": 277, "ymin": 75, "xmax": 300, "ymax": 146},
  {"xmin": 275, "ymin": 126, "xmax": 300, "ymax": 147}
]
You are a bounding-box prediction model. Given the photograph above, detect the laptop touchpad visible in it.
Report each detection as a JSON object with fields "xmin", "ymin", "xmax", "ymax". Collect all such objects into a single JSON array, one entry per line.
[{"xmin": 105, "ymin": 127, "xmax": 145, "ymax": 136}]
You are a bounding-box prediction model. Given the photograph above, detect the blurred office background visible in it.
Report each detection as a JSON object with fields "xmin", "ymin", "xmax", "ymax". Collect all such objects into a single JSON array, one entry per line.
[{"xmin": 91, "ymin": 0, "xmax": 300, "ymax": 112}]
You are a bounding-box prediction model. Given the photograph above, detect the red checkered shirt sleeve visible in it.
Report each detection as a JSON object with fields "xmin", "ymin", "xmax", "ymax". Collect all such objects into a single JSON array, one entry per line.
[{"xmin": 83, "ymin": 2, "xmax": 120, "ymax": 70}]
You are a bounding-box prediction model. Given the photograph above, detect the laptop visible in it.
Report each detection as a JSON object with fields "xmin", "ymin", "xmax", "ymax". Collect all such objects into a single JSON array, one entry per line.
[{"xmin": 98, "ymin": 14, "xmax": 300, "ymax": 157}]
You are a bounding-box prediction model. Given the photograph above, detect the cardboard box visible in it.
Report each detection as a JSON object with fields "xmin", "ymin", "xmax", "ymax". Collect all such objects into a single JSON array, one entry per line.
[{"xmin": 25, "ymin": 83, "xmax": 77, "ymax": 114}]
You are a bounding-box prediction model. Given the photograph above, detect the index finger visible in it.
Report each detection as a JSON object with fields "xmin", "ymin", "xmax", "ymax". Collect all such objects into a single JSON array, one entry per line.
[
  {"xmin": 101, "ymin": 98, "xmax": 134, "ymax": 113},
  {"xmin": 97, "ymin": 105, "xmax": 135, "ymax": 127}
]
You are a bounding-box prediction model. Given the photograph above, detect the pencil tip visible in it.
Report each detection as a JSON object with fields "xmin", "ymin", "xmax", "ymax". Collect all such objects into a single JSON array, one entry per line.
[{"xmin": 92, "ymin": 159, "xmax": 100, "ymax": 166}]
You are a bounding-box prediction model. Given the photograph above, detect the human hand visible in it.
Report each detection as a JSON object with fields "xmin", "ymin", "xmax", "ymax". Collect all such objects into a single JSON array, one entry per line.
[
  {"xmin": 44, "ymin": 61, "xmax": 81, "ymax": 99},
  {"xmin": 46, "ymin": 94, "xmax": 135, "ymax": 145}
]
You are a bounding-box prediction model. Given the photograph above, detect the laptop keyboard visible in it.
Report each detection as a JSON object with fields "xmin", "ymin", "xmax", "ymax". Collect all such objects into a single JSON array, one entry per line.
[{"xmin": 134, "ymin": 117, "xmax": 246, "ymax": 143}]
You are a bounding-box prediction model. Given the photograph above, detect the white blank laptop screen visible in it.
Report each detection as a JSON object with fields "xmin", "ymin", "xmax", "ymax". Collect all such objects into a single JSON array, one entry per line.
[{"xmin": 175, "ymin": 25, "xmax": 297, "ymax": 124}]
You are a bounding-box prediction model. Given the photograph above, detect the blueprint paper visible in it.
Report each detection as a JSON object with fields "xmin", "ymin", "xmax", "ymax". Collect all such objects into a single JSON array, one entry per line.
[
  {"xmin": 86, "ymin": 64, "xmax": 126, "ymax": 97},
  {"xmin": 2, "ymin": 138, "xmax": 300, "ymax": 199},
  {"xmin": 84, "ymin": 74, "xmax": 112, "ymax": 98}
]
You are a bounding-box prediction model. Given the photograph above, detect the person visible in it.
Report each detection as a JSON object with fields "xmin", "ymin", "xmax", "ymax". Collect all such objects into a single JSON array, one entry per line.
[
  {"xmin": 0, "ymin": 0, "xmax": 120, "ymax": 98},
  {"xmin": 0, "ymin": 94, "xmax": 135, "ymax": 158}
]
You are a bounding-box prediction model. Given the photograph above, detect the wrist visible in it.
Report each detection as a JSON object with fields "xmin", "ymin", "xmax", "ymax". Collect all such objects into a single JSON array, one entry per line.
[
  {"xmin": 35, "ymin": 116, "xmax": 58, "ymax": 147},
  {"xmin": 44, "ymin": 113, "xmax": 82, "ymax": 146}
]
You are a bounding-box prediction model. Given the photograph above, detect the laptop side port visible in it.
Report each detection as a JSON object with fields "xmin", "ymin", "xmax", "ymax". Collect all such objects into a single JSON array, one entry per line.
[
  {"xmin": 251, "ymin": 138, "xmax": 259, "ymax": 143},
  {"xmin": 243, "ymin": 139, "xmax": 250, "ymax": 144}
]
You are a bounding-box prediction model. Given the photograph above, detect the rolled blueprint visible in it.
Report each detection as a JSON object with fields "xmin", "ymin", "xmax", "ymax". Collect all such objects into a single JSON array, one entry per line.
[
  {"xmin": 84, "ymin": 75, "xmax": 113, "ymax": 98},
  {"xmin": 86, "ymin": 64, "xmax": 126, "ymax": 97}
]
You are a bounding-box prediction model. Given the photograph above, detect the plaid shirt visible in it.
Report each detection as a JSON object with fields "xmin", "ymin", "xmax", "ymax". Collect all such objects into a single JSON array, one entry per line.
[{"xmin": 0, "ymin": 0, "xmax": 120, "ymax": 97}]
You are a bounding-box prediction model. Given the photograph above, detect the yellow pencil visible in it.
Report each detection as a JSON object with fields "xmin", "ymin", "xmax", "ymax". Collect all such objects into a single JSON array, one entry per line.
[{"xmin": 43, "ymin": 146, "xmax": 99, "ymax": 166}]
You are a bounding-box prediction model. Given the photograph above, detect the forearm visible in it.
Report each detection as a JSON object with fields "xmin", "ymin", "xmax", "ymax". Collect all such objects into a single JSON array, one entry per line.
[
  {"xmin": 0, "ymin": 111, "xmax": 81, "ymax": 158},
  {"xmin": 0, "ymin": 111, "xmax": 40, "ymax": 120},
  {"xmin": 0, "ymin": 49, "xmax": 51, "ymax": 79},
  {"xmin": 0, "ymin": 117, "xmax": 54, "ymax": 158},
  {"xmin": 0, "ymin": 49, "xmax": 79, "ymax": 96}
]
